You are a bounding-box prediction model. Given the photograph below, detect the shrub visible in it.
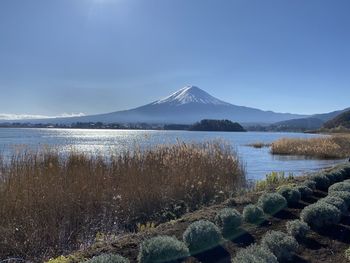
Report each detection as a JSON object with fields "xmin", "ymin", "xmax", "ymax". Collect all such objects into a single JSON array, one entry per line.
[
  {"xmin": 344, "ymin": 179, "xmax": 350, "ymax": 184},
  {"xmin": 47, "ymin": 256, "xmax": 71, "ymax": 263},
  {"xmin": 345, "ymin": 247, "xmax": 350, "ymax": 261},
  {"xmin": 303, "ymin": 180, "xmax": 316, "ymax": 191},
  {"xmin": 300, "ymin": 202, "xmax": 341, "ymax": 229},
  {"xmin": 318, "ymin": 196, "xmax": 348, "ymax": 214},
  {"xmin": 215, "ymin": 208, "xmax": 242, "ymax": 237},
  {"xmin": 295, "ymin": 185, "xmax": 313, "ymax": 200},
  {"xmin": 325, "ymin": 171, "xmax": 345, "ymax": 184},
  {"xmin": 138, "ymin": 236, "xmax": 189, "ymax": 263},
  {"xmin": 343, "ymin": 166, "xmax": 350, "ymax": 178},
  {"xmin": 329, "ymin": 191, "xmax": 350, "ymax": 206},
  {"xmin": 231, "ymin": 244, "xmax": 278, "ymax": 263},
  {"xmin": 86, "ymin": 254, "xmax": 129, "ymax": 263},
  {"xmin": 257, "ymin": 193, "xmax": 287, "ymax": 215},
  {"xmin": 242, "ymin": 204, "xmax": 264, "ymax": 224},
  {"xmin": 277, "ymin": 186, "xmax": 301, "ymax": 206},
  {"xmin": 260, "ymin": 231, "xmax": 298, "ymax": 261},
  {"xmin": 328, "ymin": 182, "xmax": 350, "ymax": 193},
  {"xmin": 286, "ymin": 220, "xmax": 310, "ymax": 239},
  {"xmin": 335, "ymin": 166, "xmax": 350, "ymax": 178},
  {"xmin": 255, "ymin": 172, "xmax": 294, "ymax": 191},
  {"xmin": 312, "ymin": 174, "xmax": 331, "ymax": 190},
  {"xmin": 183, "ymin": 220, "xmax": 222, "ymax": 254}
]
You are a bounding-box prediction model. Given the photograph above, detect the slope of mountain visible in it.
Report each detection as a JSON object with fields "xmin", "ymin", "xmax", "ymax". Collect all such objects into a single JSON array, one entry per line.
[
  {"xmin": 312, "ymin": 108, "xmax": 350, "ymax": 122},
  {"xmin": 267, "ymin": 107, "xmax": 350, "ymax": 131},
  {"xmin": 270, "ymin": 117, "xmax": 324, "ymax": 132},
  {"xmin": 2, "ymin": 86, "xmax": 307, "ymax": 125},
  {"xmin": 323, "ymin": 109, "xmax": 350, "ymax": 129}
]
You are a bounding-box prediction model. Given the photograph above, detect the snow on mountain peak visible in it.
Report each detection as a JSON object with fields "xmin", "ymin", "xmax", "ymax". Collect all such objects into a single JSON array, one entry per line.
[{"xmin": 153, "ymin": 85, "xmax": 230, "ymax": 106}]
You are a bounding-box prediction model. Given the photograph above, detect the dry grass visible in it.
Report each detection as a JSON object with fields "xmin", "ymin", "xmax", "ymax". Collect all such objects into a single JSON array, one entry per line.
[
  {"xmin": 0, "ymin": 141, "xmax": 245, "ymax": 260},
  {"xmin": 254, "ymin": 171, "xmax": 294, "ymax": 191},
  {"xmin": 271, "ymin": 134, "xmax": 350, "ymax": 159},
  {"xmin": 247, "ymin": 142, "xmax": 271, "ymax": 148}
]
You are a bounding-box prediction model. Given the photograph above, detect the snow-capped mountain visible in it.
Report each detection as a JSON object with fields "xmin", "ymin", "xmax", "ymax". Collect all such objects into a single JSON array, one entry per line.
[
  {"xmin": 152, "ymin": 86, "xmax": 230, "ymax": 106},
  {"xmin": 3, "ymin": 86, "xmax": 307, "ymax": 124}
]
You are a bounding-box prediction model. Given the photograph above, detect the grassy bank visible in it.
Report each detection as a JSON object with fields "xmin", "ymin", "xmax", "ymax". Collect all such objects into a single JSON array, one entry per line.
[
  {"xmin": 0, "ymin": 141, "xmax": 245, "ymax": 260},
  {"xmin": 52, "ymin": 163, "xmax": 350, "ymax": 263},
  {"xmin": 271, "ymin": 134, "xmax": 350, "ymax": 159}
]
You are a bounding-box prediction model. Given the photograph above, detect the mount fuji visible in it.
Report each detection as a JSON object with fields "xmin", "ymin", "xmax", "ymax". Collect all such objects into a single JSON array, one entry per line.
[{"xmin": 5, "ymin": 86, "xmax": 307, "ymax": 124}]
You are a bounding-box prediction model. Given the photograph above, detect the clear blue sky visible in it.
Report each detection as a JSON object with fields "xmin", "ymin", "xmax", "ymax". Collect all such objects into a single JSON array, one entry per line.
[{"xmin": 0, "ymin": 0, "xmax": 349, "ymax": 117}]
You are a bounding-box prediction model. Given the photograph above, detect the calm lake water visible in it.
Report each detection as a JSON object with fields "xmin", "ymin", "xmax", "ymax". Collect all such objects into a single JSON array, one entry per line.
[{"xmin": 0, "ymin": 128, "xmax": 345, "ymax": 180}]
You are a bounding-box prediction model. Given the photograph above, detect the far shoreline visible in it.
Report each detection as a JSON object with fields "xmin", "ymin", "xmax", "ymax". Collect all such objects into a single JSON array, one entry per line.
[{"xmin": 0, "ymin": 124, "xmax": 324, "ymax": 134}]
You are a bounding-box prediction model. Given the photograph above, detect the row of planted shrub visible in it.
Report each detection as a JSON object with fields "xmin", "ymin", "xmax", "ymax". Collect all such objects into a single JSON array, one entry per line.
[
  {"xmin": 233, "ymin": 164, "xmax": 350, "ymax": 262},
  {"xmin": 301, "ymin": 165, "xmax": 350, "ymax": 229},
  {"xmin": 82, "ymin": 164, "xmax": 350, "ymax": 263}
]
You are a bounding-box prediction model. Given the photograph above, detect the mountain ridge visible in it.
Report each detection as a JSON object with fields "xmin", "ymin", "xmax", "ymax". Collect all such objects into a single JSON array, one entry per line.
[
  {"xmin": 267, "ymin": 107, "xmax": 350, "ymax": 131},
  {"xmin": 0, "ymin": 86, "xmax": 309, "ymax": 124},
  {"xmin": 324, "ymin": 109, "xmax": 350, "ymax": 129}
]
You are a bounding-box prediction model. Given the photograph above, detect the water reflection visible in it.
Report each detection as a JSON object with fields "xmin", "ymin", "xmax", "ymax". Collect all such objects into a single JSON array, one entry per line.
[{"xmin": 0, "ymin": 128, "xmax": 345, "ymax": 180}]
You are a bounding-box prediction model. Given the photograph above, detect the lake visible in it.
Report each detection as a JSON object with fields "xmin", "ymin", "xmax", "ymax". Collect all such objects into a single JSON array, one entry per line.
[{"xmin": 0, "ymin": 128, "xmax": 345, "ymax": 180}]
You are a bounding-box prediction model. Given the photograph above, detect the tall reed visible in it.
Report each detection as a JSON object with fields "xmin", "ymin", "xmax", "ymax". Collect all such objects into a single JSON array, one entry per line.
[
  {"xmin": 271, "ymin": 135, "xmax": 350, "ymax": 159},
  {"xmin": 0, "ymin": 141, "xmax": 245, "ymax": 260}
]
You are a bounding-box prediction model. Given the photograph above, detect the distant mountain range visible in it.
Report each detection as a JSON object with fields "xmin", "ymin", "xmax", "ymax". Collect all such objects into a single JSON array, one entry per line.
[
  {"xmin": 269, "ymin": 108, "xmax": 350, "ymax": 131},
  {"xmin": 2, "ymin": 86, "xmax": 309, "ymax": 125},
  {"xmin": 1, "ymin": 85, "xmax": 348, "ymax": 127},
  {"xmin": 324, "ymin": 109, "xmax": 350, "ymax": 129}
]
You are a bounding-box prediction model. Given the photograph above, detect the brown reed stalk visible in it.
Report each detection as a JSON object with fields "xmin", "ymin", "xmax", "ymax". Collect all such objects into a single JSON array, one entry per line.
[
  {"xmin": 0, "ymin": 140, "xmax": 245, "ymax": 260},
  {"xmin": 271, "ymin": 134, "xmax": 350, "ymax": 159}
]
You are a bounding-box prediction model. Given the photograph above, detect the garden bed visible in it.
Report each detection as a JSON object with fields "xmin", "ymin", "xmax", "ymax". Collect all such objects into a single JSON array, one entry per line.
[{"xmin": 54, "ymin": 163, "xmax": 350, "ymax": 263}]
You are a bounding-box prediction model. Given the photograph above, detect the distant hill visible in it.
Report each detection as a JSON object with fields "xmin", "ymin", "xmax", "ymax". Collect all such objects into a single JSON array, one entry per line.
[
  {"xmin": 189, "ymin": 119, "xmax": 246, "ymax": 132},
  {"xmin": 323, "ymin": 109, "xmax": 350, "ymax": 129},
  {"xmin": 312, "ymin": 108, "xmax": 350, "ymax": 122},
  {"xmin": 1, "ymin": 86, "xmax": 307, "ymax": 125},
  {"xmin": 270, "ymin": 117, "xmax": 324, "ymax": 132},
  {"xmin": 266, "ymin": 107, "xmax": 350, "ymax": 132}
]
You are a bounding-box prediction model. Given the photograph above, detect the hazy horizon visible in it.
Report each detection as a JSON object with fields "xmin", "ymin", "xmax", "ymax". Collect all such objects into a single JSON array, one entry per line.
[{"xmin": 1, "ymin": 0, "xmax": 350, "ymax": 117}]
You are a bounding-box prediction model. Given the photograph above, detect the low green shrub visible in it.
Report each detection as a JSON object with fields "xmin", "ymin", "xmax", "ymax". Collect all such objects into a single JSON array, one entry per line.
[
  {"xmin": 318, "ymin": 196, "xmax": 348, "ymax": 214},
  {"xmin": 312, "ymin": 174, "xmax": 330, "ymax": 190},
  {"xmin": 345, "ymin": 247, "xmax": 350, "ymax": 261},
  {"xmin": 257, "ymin": 193, "xmax": 287, "ymax": 215},
  {"xmin": 255, "ymin": 171, "xmax": 294, "ymax": 191},
  {"xmin": 335, "ymin": 166, "xmax": 350, "ymax": 179},
  {"xmin": 138, "ymin": 236, "xmax": 189, "ymax": 263},
  {"xmin": 183, "ymin": 220, "xmax": 222, "ymax": 254},
  {"xmin": 300, "ymin": 202, "xmax": 341, "ymax": 229},
  {"xmin": 325, "ymin": 171, "xmax": 345, "ymax": 184},
  {"xmin": 286, "ymin": 220, "xmax": 310, "ymax": 239},
  {"xmin": 231, "ymin": 244, "xmax": 278, "ymax": 263},
  {"xmin": 295, "ymin": 185, "xmax": 313, "ymax": 200},
  {"xmin": 261, "ymin": 231, "xmax": 298, "ymax": 261},
  {"xmin": 86, "ymin": 254, "xmax": 129, "ymax": 263},
  {"xmin": 329, "ymin": 191, "xmax": 350, "ymax": 206},
  {"xmin": 303, "ymin": 180, "xmax": 316, "ymax": 191},
  {"xmin": 277, "ymin": 186, "xmax": 301, "ymax": 206},
  {"xmin": 215, "ymin": 208, "xmax": 242, "ymax": 237},
  {"xmin": 242, "ymin": 204, "xmax": 264, "ymax": 224},
  {"xmin": 343, "ymin": 166, "xmax": 350, "ymax": 178},
  {"xmin": 328, "ymin": 182, "xmax": 350, "ymax": 193}
]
